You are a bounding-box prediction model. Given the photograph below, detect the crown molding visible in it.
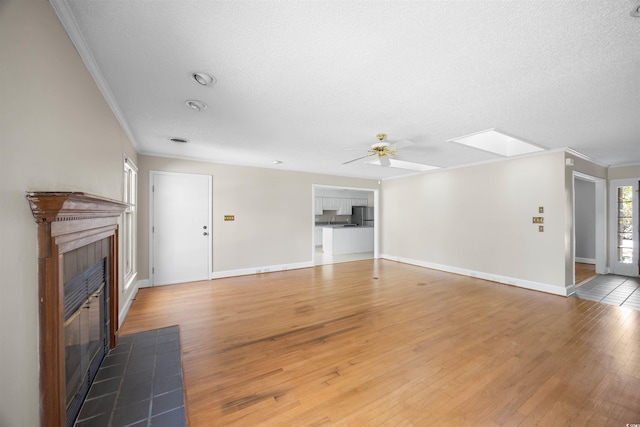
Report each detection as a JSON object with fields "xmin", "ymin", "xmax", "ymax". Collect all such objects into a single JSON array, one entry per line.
[
  {"xmin": 563, "ymin": 148, "xmax": 610, "ymax": 168},
  {"xmin": 608, "ymin": 161, "xmax": 640, "ymax": 169}
]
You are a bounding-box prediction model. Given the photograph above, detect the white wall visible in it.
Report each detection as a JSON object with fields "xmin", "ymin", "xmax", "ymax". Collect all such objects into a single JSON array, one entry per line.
[
  {"xmin": 137, "ymin": 156, "xmax": 379, "ymax": 278},
  {"xmin": 574, "ymin": 179, "xmax": 596, "ymax": 261},
  {"xmin": 0, "ymin": 0, "xmax": 137, "ymax": 424},
  {"xmin": 381, "ymin": 152, "xmax": 568, "ymax": 293}
]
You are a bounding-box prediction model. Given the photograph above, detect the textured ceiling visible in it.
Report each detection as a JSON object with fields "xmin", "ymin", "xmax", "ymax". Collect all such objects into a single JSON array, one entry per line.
[{"xmin": 53, "ymin": 0, "xmax": 640, "ymax": 180}]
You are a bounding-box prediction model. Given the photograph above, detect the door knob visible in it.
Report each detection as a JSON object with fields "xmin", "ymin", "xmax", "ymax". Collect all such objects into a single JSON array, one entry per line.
[{"xmin": 203, "ymin": 232, "xmax": 209, "ymax": 236}]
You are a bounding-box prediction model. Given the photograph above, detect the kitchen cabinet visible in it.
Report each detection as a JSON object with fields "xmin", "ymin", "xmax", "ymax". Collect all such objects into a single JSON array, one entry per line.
[
  {"xmin": 321, "ymin": 197, "xmax": 358, "ymax": 214},
  {"xmin": 314, "ymin": 197, "xmax": 323, "ymax": 215},
  {"xmin": 322, "ymin": 226, "xmax": 374, "ymax": 255},
  {"xmin": 322, "ymin": 197, "xmax": 341, "ymax": 211},
  {"xmin": 337, "ymin": 198, "xmax": 352, "ymax": 215}
]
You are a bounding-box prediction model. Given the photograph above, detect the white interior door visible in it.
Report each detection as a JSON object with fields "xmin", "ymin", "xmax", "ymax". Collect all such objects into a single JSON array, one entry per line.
[{"xmin": 151, "ymin": 171, "xmax": 212, "ymax": 286}]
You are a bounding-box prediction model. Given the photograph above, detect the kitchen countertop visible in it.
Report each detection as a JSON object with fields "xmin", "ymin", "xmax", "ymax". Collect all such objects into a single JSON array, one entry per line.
[
  {"xmin": 315, "ymin": 223, "xmax": 371, "ymax": 228},
  {"xmin": 318, "ymin": 225, "xmax": 371, "ymax": 228}
]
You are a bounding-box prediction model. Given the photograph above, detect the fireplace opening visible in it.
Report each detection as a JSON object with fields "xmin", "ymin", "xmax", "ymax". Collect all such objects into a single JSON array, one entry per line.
[{"xmin": 64, "ymin": 257, "xmax": 109, "ymax": 427}]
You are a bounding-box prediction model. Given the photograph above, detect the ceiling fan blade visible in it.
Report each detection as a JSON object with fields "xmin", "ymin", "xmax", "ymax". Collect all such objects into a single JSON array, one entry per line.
[
  {"xmin": 342, "ymin": 154, "xmax": 371, "ymax": 165},
  {"xmin": 390, "ymin": 140, "xmax": 414, "ymax": 150},
  {"xmin": 380, "ymin": 156, "xmax": 391, "ymax": 167}
]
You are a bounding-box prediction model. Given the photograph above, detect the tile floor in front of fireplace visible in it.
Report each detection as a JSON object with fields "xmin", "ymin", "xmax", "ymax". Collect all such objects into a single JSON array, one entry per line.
[{"xmin": 74, "ymin": 326, "xmax": 186, "ymax": 427}]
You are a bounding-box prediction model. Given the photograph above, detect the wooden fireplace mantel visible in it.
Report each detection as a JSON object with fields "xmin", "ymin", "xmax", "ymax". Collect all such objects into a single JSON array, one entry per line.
[
  {"xmin": 26, "ymin": 191, "xmax": 128, "ymax": 222},
  {"xmin": 26, "ymin": 192, "xmax": 128, "ymax": 427}
]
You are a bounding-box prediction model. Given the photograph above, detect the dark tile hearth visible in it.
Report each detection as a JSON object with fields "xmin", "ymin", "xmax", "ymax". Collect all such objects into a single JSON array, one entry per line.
[
  {"xmin": 574, "ymin": 274, "xmax": 640, "ymax": 311},
  {"xmin": 74, "ymin": 326, "xmax": 186, "ymax": 427}
]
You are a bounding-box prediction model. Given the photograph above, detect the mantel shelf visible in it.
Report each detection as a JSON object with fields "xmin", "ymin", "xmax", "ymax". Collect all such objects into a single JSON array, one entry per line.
[{"xmin": 26, "ymin": 192, "xmax": 128, "ymax": 223}]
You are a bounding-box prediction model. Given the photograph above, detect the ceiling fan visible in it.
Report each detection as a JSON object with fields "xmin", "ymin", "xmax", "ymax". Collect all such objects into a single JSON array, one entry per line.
[{"xmin": 343, "ymin": 133, "xmax": 413, "ymax": 167}]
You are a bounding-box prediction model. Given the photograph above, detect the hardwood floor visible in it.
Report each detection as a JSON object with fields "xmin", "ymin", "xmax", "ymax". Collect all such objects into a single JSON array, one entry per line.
[
  {"xmin": 575, "ymin": 262, "xmax": 597, "ymax": 286},
  {"xmin": 120, "ymin": 260, "xmax": 640, "ymax": 426}
]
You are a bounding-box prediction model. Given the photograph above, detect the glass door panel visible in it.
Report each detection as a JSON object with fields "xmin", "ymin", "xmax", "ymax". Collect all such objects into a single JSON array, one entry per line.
[{"xmin": 610, "ymin": 180, "xmax": 639, "ymax": 276}]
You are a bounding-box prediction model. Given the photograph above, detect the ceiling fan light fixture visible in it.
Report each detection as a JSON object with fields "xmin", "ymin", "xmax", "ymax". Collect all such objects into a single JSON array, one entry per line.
[
  {"xmin": 369, "ymin": 142, "xmax": 396, "ymax": 157},
  {"xmin": 185, "ymin": 100, "xmax": 207, "ymax": 111},
  {"xmin": 191, "ymin": 72, "xmax": 217, "ymax": 86}
]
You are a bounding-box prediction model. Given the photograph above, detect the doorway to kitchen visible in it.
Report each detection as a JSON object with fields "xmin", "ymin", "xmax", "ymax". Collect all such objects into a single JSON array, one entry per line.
[{"xmin": 312, "ymin": 185, "xmax": 379, "ymax": 266}]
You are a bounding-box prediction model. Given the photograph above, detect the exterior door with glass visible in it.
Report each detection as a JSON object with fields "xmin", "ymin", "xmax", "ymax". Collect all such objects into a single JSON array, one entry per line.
[{"xmin": 610, "ymin": 179, "xmax": 639, "ymax": 277}]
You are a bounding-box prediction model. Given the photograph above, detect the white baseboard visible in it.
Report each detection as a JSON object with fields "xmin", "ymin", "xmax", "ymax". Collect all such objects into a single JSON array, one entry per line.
[
  {"xmin": 575, "ymin": 257, "xmax": 596, "ymax": 264},
  {"xmin": 119, "ymin": 279, "xmax": 146, "ymax": 324},
  {"xmin": 210, "ymin": 261, "xmax": 314, "ymax": 280},
  {"xmin": 380, "ymin": 254, "xmax": 573, "ymax": 297}
]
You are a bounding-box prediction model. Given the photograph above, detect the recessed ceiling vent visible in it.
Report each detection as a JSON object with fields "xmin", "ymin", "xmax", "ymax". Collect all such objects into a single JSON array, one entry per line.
[{"xmin": 169, "ymin": 137, "xmax": 189, "ymax": 144}]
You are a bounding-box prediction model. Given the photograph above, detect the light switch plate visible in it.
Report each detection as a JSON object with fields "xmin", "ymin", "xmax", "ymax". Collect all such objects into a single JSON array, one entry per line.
[
  {"xmin": 532, "ymin": 217, "xmax": 544, "ymax": 224},
  {"xmin": 224, "ymin": 215, "xmax": 235, "ymax": 221}
]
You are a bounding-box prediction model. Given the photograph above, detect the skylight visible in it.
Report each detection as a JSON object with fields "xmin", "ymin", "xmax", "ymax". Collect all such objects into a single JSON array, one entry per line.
[
  {"xmin": 448, "ymin": 129, "xmax": 543, "ymax": 157},
  {"xmin": 367, "ymin": 158, "xmax": 440, "ymax": 172}
]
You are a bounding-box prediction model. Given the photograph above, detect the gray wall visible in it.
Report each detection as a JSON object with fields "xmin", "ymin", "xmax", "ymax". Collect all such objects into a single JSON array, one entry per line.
[
  {"xmin": 0, "ymin": 0, "xmax": 137, "ymax": 424},
  {"xmin": 574, "ymin": 179, "xmax": 596, "ymax": 261}
]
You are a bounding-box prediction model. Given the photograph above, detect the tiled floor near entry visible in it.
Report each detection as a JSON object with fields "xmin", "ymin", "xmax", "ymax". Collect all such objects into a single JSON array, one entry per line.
[
  {"xmin": 574, "ymin": 274, "xmax": 640, "ymax": 311},
  {"xmin": 74, "ymin": 326, "xmax": 186, "ymax": 427}
]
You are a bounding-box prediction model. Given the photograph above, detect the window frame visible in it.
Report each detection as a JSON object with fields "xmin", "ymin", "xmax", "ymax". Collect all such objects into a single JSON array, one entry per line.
[{"xmin": 123, "ymin": 158, "xmax": 138, "ymax": 290}]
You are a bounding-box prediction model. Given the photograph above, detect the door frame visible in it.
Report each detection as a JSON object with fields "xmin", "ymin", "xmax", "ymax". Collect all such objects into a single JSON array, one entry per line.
[
  {"xmin": 608, "ymin": 178, "xmax": 639, "ymax": 277},
  {"xmin": 312, "ymin": 184, "xmax": 380, "ymax": 263},
  {"xmin": 149, "ymin": 170, "xmax": 213, "ymax": 286},
  {"xmin": 572, "ymin": 171, "xmax": 607, "ymax": 277}
]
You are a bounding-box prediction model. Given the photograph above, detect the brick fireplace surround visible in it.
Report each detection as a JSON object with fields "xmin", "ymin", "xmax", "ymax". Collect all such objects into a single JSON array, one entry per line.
[{"xmin": 26, "ymin": 192, "xmax": 128, "ymax": 427}]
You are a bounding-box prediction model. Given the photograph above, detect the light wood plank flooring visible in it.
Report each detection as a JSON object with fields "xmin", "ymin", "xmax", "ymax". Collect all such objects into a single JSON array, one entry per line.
[
  {"xmin": 121, "ymin": 260, "xmax": 640, "ymax": 426},
  {"xmin": 575, "ymin": 262, "xmax": 598, "ymax": 286}
]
